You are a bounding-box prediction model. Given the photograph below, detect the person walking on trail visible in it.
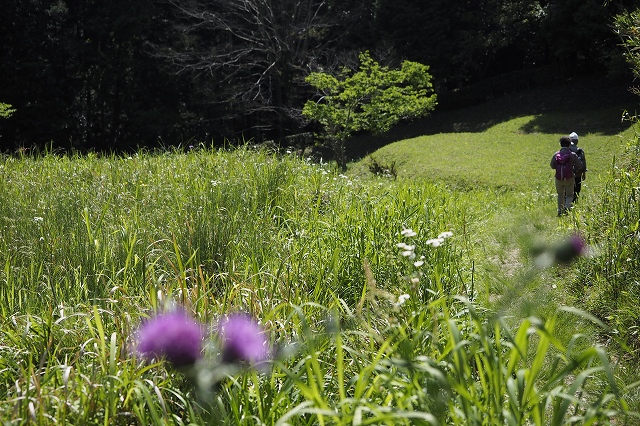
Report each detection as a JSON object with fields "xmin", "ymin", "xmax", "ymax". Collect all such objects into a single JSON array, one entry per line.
[
  {"xmin": 551, "ymin": 136, "xmax": 583, "ymax": 216},
  {"xmin": 568, "ymin": 132, "xmax": 587, "ymax": 202}
]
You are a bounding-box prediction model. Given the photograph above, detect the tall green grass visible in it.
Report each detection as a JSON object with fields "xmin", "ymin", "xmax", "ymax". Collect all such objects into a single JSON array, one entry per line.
[
  {"xmin": 564, "ymin": 124, "xmax": 640, "ymax": 408},
  {"xmin": 0, "ymin": 147, "xmax": 465, "ymax": 313},
  {"xmin": 1, "ymin": 136, "xmax": 638, "ymax": 424}
]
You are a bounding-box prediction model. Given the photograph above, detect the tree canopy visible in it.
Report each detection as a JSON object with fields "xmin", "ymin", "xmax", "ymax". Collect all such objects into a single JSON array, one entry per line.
[
  {"xmin": 303, "ymin": 52, "xmax": 437, "ymax": 170},
  {"xmin": 614, "ymin": 8, "xmax": 640, "ymax": 80},
  {"xmin": 0, "ymin": 104, "xmax": 15, "ymax": 120}
]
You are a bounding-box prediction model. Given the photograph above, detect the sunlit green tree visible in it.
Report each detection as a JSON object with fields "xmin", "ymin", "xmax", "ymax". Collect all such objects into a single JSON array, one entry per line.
[
  {"xmin": 0, "ymin": 102, "xmax": 15, "ymax": 139},
  {"xmin": 303, "ymin": 51, "xmax": 437, "ymax": 171},
  {"xmin": 0, "ymin": 103, "xmax": 15, "ymax": 119},
  {"xmin": 614, "ymin": 8, "xmax": 640, "ymax": 82}
]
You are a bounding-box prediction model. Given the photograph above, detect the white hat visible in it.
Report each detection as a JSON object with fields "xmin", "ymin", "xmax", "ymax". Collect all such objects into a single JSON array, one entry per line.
[{"xmin": 569, "ymin": 132, "xmax": 579, "ymax": 142}]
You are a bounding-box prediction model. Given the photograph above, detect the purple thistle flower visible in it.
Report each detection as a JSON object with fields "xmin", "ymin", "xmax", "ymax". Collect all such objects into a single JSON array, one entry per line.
[
  {"xmin": 219, "ymin": 313, "xmax": 269, "ymax": 365},
  {"xmin": 554, "ymin": 233, "xmax": 587, "ymax": 264},
  {"xmin": 136, "ymin": 311, "xmax": 204, "ymax": 367}
]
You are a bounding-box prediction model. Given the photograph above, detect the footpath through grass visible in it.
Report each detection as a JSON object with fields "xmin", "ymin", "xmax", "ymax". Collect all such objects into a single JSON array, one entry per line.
[
  {"xmin": 352, "ymin": 115, "xmax": 630, "ymax": 313},
  {"xmin": 349, "ymin": 78, "xmax": 640, "ymax": 414}
]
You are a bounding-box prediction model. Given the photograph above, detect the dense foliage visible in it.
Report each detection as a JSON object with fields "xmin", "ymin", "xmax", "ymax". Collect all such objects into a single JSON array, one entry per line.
[
  {"xmin": 1, "ymin": 0, "xmax": 639, "ymax": 152},
  {"xmin": 303, "ymin": 52, "xmax": 437, "ymax": 170}
]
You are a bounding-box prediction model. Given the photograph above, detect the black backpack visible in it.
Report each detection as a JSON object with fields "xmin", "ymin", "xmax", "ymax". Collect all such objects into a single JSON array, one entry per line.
[{"xmin": 574, "ymin": 147, "xmax": 585, "ymax": 173}]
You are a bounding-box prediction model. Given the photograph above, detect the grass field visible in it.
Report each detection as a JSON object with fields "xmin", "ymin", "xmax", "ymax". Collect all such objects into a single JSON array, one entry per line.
[{"xmin": 1, "ymin": 77, "xmax": 639, "ymax": 425}]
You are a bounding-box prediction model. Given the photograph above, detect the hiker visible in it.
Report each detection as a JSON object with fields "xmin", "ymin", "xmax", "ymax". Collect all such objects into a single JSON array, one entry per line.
[
  {"xmin": 550, "ymin": 136, "xmax": 583, "ymax": 216},
  {"xmin": 568, "ymin": 132, "xmax": 587, "ymax": 202}
]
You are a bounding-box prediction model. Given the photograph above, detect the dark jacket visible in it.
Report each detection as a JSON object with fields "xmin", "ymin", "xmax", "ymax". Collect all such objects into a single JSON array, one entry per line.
[{"xmin": 569, "ymin": 143, "xmax": 587, "ymax": 174}]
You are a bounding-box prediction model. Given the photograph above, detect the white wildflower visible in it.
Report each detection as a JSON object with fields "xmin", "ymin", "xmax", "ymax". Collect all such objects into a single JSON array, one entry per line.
[
  {"xmin": 402, "ymin": 250, "xmax": 415, "ymax": 259},
  {"xmin": 438, "ymin": 231, "xmax": 454, "ymax": 239},
  {"xmin": 425, "ymin": 238, "xmax": 444, "ymax": 247},
  {"xmin": 398, "ymin": 243, "xmax": 415, "ymax": 252},
  {"xmin": 396, "ymin": 294, "xmax": 411, "ymax": 306},
  {"xmin": 414, "ymin": 260, "xmax": 424, "ymax": 267},
  {"xmin": 401, "ymin": 228, "xmax": 417, "ymax": 237}
]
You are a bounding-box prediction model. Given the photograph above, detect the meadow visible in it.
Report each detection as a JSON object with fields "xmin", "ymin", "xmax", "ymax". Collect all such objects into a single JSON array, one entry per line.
[{"xmin": 1, "ymin": 80, "xmax": 640, "ymax": 425}]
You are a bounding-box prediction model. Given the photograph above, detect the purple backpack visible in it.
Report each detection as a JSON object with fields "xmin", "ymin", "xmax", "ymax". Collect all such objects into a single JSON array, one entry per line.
[{"xmin": 555, "ymin": 151, "xmax": 574, "ymax": 180}]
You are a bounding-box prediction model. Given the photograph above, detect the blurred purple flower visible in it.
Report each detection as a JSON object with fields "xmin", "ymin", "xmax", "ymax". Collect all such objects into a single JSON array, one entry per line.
[
  {"xmin": 219, "ymin": 314, "xmax": 269, "ymax": 365},
  {"xmin": 554, "ymin": 233, "xmax": 587, "ymax": 264},
  {"xmin": 136, "ymin": 311, "xmax": 204, "ymax": 367}
]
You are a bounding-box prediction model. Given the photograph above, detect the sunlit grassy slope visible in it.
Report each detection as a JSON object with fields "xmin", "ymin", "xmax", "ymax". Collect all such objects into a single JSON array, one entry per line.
[
  {"xmin": 349, "ymin": 77, "xmax": 637, "ymax": 192},
  {"xmin": 352, "ymin": 117, "xmax": 633, "ymax": 191}
]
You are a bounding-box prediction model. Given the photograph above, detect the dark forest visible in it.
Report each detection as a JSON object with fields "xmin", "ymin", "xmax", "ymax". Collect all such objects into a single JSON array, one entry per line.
[{"xmin": 1, "ymin": 0, "xmax": 639, "ymax": 152}]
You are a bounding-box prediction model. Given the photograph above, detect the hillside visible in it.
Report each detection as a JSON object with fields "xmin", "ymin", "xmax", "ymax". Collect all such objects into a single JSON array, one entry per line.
[{"xmin": 348, "ymin": 76, "xmax": 638, "ymax": 161}]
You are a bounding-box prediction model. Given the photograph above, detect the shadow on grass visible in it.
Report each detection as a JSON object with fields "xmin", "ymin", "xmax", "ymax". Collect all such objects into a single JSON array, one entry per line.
[{"xmin": 348, "ymin": 76, "xmax": 638, "ymax": 161}]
